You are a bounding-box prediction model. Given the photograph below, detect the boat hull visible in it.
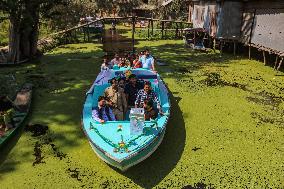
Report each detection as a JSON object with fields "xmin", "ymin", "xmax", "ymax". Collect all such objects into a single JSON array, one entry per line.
[{"xmin": 89, "ymin": 129, "xmax": 165, "ymax": 171}]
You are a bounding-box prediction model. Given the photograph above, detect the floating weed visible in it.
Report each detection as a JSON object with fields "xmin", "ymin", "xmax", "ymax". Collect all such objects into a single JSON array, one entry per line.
[{"xmin": 25, "ymin": 124, "xmax": 49, "ymax": 137}]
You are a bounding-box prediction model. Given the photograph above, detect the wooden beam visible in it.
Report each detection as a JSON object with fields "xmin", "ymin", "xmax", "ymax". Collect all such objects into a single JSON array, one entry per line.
[
  {"xmin": 220, "ymin": 41, "xmax": 223, "ymax": 55},
  {"xmin": 249, "ymin": 45, "xmax": 251, "ymax": 59},
  {"xmin": 233, "ymin": 41, "xmax": 237, "ymax": 56},
  {"xmin": 161, "ymin": 21, "xmax": 164, "ymax": 39},
  {"xmin": 151, "ymin": 19, "xmax": 154, "ymax": 36},
  {"xmin": 263, "ymin": 51, "xmax": 266, "ymax": 65},
  {"xmin": 148, "ymin": 20, "xmax": 150, "ymax": 38},
  {"xmin": 175, "ymin": 23, "xmax": 179, "ymax": 38},
  {"xmin": 274, "ymin": 55, "xmax": 278, "ymax": 70},
  {"xmin": 213, "ymin": 38, "xmax": 216, "ymax": 53},
  {"xmin": 277, "ymin": 57, "xmax": 283, "ymax": 71},
  {"xmin": 132, "ymin": 16, "xmax": 135, "ymax": 53}
]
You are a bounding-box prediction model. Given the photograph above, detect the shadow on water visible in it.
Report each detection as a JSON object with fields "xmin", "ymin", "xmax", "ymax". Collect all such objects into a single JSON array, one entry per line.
[
  {"xmin": 121, "ymin": 93, "xmax": 186, "ymax": 189},
  {"xmin": 101, "ymin": 29, "xmax": 138, "ymax": 57},
  {"xmin": 0, "ymin": 50, "xmax": 102, "ymax": 174}
]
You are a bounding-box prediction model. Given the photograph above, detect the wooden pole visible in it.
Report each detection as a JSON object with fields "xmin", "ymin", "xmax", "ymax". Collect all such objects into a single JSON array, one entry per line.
[
  {"xmin": 274, "ymin": 55, "xmax": 278, "ymax": 70},
  {"xmin": 165, "ymin": 22, "xmax": 167, "ymax": 38},
  {"xmin": 249, "ymin": 45, "xmax": 251, "ymax": 59},
  {"xmin": 132, "ymin": 16, "xmax": 135, "ymax": 53},
  {"xmin": 87, "ymin": 24, "xmax": 90, "ymax": 42},
  {"xmin": 180, "ymin": 22, "xmax": 183, "ymax": 38},
  {"xmin": 148, "ymin": 20, "xmax": 150, "ymax": 39},
  {"xmin": 175, "ymin": 23, "xmax": 179, "ymax": 38},
  {"xmin": 277, "ymin": 57, "xmax": 283, "ymax": 71},
  {"xmin": 161, "ymin": 21, "xmax": 164, "ymax": 39},
  {"xmin": 220, "ymin": 40, "xmax": 223, "ymax": 55},
  {"xmin": 213, "ymin": 38, "xmax": 216, "ymax": 52},
  {"xmin": 233, "ymin": 41, "xmax": 237, "ymax": 56},
  {"xmin": 83, "ymin": 27, "xmax": 86, "ymax": 42},
  {"xmin": 263, "ymin": 51, "xmax": 266, "ymax": 65},
  {"xmin": 194, "ymin": 30, "xmax": 196, "ymax": 46},
  {"xmin": 151, "ymin": 19, "xmax": 154, "ymax": 36}
]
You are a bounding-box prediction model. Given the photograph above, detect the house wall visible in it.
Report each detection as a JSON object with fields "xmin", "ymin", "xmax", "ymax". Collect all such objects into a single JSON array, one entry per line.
[
  {"xmin": 241, "ymin": 0, "xmax": 284, "ymax": 53},
  {"xmin": 216, "ymin": 1, "xmax": 243, "ymax": 39},
  {"xmin": 192, "ymin": 1, "xmax": 242, "ymax": 39}
]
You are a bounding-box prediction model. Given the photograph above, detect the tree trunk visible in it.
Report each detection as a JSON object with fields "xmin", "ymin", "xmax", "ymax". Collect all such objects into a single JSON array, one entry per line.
[
  {"xmin": 8, "ymin": 4, "xmax": 40, "ymax": 63},
  {"xmin": 8, "ymin": 17, "xmax": 21, "ymax": 63}
]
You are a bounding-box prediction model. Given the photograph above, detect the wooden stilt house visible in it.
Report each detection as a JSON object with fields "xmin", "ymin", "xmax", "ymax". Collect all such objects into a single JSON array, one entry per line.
[{"xmin": 190, "ymin": 0, "xmax": 284, "ymax": 69}]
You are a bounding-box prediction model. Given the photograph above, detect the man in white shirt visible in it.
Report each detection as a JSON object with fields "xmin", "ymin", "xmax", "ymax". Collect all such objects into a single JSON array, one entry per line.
[{"xmin": 140, "ymin": 49, "xmax": 155, "ymax": 71}]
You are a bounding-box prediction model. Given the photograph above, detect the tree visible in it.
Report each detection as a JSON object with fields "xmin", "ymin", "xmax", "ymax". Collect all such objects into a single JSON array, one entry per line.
[
  {"xmin": 0, "ymin": 0, "xmax": 65, "ymax": 63},
  {"xmin": 156, "ymin": 0, "xmax": 189, "ymax": 20},
  {"xmin": 48, "ymin": 0, "xmax": 98, "ymax": 30},
  {"xmin": 94, "ymin": 0, "xmax": 142, "ymax": 17}
]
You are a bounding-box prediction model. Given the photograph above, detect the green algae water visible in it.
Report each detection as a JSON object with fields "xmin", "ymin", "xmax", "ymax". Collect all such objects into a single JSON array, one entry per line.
[{"xmin": 0, "ymin": 39, "xmax": 283, "ymax": 188}]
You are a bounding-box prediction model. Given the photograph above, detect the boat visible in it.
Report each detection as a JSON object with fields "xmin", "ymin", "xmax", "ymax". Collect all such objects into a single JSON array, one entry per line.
[
  {"xmin": 82, "ymin": 68, "xmax": 171, "ymax": 171},
  {"xmin": 0, "ymin": 83, "xmax": 33, "ymax": 149}
]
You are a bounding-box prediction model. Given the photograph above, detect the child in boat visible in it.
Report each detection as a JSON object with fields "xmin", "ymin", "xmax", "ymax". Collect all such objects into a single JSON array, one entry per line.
[
  {"xmin": 101, "ymin": 57, "xmax": 112, "ymax": 71},
  {"xmin": 143, "ymin": 99, "xmax": 158, "ymax": 121},
  {"xmin": 132, "ymin": 54, "xmax": 142, "ymax": 69},
  {"xmin": 92, "ymin": 96, "xmax": 116, "ymax": 123},
  {"xmin": 110, "ymin": 54, "xmax": 121, "ymax": 67}
]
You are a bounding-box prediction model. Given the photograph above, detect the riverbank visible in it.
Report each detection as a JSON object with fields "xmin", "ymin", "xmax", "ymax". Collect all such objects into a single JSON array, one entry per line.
[{"xmin": 0, "ymin": 39, "xmax": 283, "ymax": 188}]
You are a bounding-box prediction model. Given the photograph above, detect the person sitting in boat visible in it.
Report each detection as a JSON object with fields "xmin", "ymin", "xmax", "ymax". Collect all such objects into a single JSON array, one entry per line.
[
  {"xmin": 92, "ymin": 96, "xmax": 116, "ymax": 123},
  {"xmin": 143, "ymin": 99, "xmax": 158, "ymax": 121},
  {"xmin": 132, "ymin": 54, "xmax": 142, "ymax": 69},
  {"xmin": 124, "ymin": 55, "xmax": 131, "ymax": 67},
  {"xmin": 135, "ymin": 81, "xmax": 162, "ymax": 113},
  {"xmin": 0, "ymin": 95, "xmax": 15, "ymax": 134},
  {"xmin": 118, "ymin": 77, "xmax": 126, "ymax": 89},
  {"xmin": 101, "ymin": 57, "xmax": 112, "ymax": 71},
  {"xmin": 104, "ymin": 78, "xmax": 127, "ymax": 120},
  {"xmin": 124, "ymin": 74, "xmax": 144, "ymax": 108},
  {"xmin": 110, "ymin": 54, "xmax": 121, "ymax": 67},
  {"xmin": 140, "ymin": 49, "xmax": 156, "ymax": 71}
]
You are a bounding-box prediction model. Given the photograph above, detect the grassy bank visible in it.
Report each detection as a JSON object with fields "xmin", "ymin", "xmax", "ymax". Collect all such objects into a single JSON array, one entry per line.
[{"xmin": 0, "ymin": 38, "xmax": 283, "ymax": 188}]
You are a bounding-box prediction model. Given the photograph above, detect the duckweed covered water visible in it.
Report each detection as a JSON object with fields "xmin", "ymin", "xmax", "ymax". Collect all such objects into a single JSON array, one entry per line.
[{"xmin": 0, "ymin": 40, "xmax": 283, "ymax": 188}]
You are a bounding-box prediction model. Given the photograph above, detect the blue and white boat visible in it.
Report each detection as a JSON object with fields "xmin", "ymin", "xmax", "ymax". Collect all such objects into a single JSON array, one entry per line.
[{"xmin": 82, "ymin": 68, "xmax": 171, "ymax": 171}]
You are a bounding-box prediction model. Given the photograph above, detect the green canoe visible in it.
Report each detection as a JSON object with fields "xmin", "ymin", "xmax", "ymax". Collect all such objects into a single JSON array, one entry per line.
[{"xmin": 0, "ymin": 83, "xmax": 33, "ymax": 150}]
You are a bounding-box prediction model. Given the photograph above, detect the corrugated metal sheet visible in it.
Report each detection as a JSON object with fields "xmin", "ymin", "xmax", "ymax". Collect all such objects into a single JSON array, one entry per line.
[
  {"xmin": 244, "ymin": 0, "xmax": 284, "ymax": 10},
  {"xmin": 216, "ymin": 1, "xmax": 242, "ymax": 39},
  {"xmin": 250, "ymin": 9, "xmax": 284, "ymax": 53}
]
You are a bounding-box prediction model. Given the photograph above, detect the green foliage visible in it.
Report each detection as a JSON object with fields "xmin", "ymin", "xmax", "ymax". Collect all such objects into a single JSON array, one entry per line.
[
  {"xmin": 157, "ymin": 0, "xmax": 189, "ymax": 20},
  {"xmin": 94, "ymin": 0, "xmax": 142, "ymax": 16},
  {"xmin": 0, "ymin": 17, "xmax": 9, "ymax": 47},
  {"xmin": 46, "ymin": 0, "xmax": 98, "ymax": 31},
  {"xmin": 0, "ymin": 74, "xmax": 21, "ymax": 99}
]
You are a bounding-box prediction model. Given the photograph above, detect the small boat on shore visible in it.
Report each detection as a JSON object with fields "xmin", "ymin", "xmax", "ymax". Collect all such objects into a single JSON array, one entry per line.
[
  {"xmin": 82, "ymin": 68, "xmax": 170, "ymax": 171},
  {"xmin": 0, "ymin": 83, "xmax": 33, "ymax": 149}
]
